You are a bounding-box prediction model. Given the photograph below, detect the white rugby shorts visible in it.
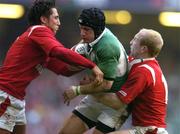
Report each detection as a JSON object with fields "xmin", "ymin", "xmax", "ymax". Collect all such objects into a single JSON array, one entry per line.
[
  {"xmin": 0, "ymin": 90, "xmax": 26, "ymax": 132},
  {"xmin": 74, "ymin": 95, "xmax": 124, "ymax": 129}
]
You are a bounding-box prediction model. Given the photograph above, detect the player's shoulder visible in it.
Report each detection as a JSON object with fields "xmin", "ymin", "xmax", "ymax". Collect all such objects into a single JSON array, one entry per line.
[
  {"xmin": 130, "ymin": 59, "xmax": 151, "ymax": 72},
  {"xmin": 30, "ymin": 25, "xmax": 49, "ymax": 31},
  {"xmin": 94, "ymin": 28, "xmax": 121, "ymax": 56},
  {"xmin": 100, "ymin": 32, "xmax": 121, "ymax": 51},
  {"xmin": 131, "ymin": 62, "xmax": 156, "ymax": 81},
  {"xmin": 102, "ymin": 28, "xmax": 121, "ymax": 43},
  {"xmin": 98, "ymin": 37, "xmax": 121, "ymax": 52},
  {"xmin": 28, "ymin": 25, "xmax": 52, "ymax": 36}
]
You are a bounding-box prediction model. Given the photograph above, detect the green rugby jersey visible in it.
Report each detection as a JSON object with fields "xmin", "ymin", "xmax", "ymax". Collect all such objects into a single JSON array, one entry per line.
[{"xmin": 85, "ymin": 28, "xmax": 128, "ymax": 92}]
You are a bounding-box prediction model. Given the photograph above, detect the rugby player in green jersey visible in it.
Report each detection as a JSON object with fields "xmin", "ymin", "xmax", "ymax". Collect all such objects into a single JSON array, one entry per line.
[{"xmin": 59, "ymin": 8, "xmax": 129, "ymax": 134}]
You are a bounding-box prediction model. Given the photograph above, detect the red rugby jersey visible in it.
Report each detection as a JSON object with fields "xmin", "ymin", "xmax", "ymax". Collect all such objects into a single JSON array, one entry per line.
[
  {"xmin": 0, "ymin": 25, "xmax": 95, "ymax": 100},
  {"xmin": 116, "ymin": 58, "xmax": 168, "ymax": 128}
]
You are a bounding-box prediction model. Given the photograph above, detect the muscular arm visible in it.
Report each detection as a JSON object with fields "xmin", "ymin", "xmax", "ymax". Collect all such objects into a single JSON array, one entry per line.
[
  {"xmin": 79, "ymin": 78, "xmax": 113, "ymax": 94},
  {"xmin": 64, "ymin": 77, "xmax": 127, "ymax": 110},
  {"xmin": 45, "ymin": 58, "xmax": 85, "ymax": 76},
  {"xmin": 79, "ymin": 79, "xmax": 127, "ymax": 110},
  {"xmin": 50, "ymin": 46, "xmax": 95, "ymax": 69},
  {"xmin": 63, "ymin": 78, "xmax": 113, "ymax": 100},
  {"xmin": 29, "ymin": 26, "xmax": 100, "ymax": 74}
]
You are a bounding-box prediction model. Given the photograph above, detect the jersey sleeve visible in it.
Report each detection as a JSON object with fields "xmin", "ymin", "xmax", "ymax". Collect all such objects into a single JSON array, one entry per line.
[
  {"xmin": 116, "ymin": 68, "xmax": 148, "ymax": 104},
  {"xmin": 45, "ymin": 58, "xmax": 84, "ymax": 76},
  {"xmin": 29, "ymin": 26, "xmax": 95, "ymax": 69},
  {"xmin": 50, "ymin": 47, "xmax": 95, "ymax": 69},
  {"xmin": 28, "ymin": 26, "xmax": 63, "ymax": 56},
  {"xmin": 96, "ymin": 44, "xmax": 119, "ymax": 80}
]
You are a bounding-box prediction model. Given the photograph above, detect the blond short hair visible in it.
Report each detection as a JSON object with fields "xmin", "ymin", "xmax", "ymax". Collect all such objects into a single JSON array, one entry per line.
[{"xmin": 139, "ymin": 28, "xmax": 164, "ymax": 57}]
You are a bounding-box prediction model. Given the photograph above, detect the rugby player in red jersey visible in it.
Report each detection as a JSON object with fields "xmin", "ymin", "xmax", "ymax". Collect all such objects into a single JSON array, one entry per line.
[
  {"xmin": 0, "ymin": 1, "xmax": 103, "ymax": 134},
  {"xmin": 109, "ymin": 29, "xmax": 168, "ymax": 134}
]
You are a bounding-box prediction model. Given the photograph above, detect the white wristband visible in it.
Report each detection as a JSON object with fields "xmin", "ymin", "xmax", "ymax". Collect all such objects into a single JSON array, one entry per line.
[
  {"xmin": 72, "ymin": 86, "xmax": 81, "ymax": 96},
  {"xmin": 76, "ymin": 86, "xmax": 81, "ymax": 95}
]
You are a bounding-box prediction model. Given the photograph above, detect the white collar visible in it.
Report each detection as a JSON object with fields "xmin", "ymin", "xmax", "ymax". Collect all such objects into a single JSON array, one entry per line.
[
  {"xmin": 88, "ymin": 28, "xmax": 107, "ymax": 48},
  {"xmin": 130, "ymin": 58, "xmax": 155, "ymax": 64},
  {"xmin": 129, "ymin": 58, "xmax": 155, "ymax": 70}
]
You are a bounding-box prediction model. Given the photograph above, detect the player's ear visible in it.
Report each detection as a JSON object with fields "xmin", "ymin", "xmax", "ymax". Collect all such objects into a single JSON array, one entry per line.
[
  {"xmin": 40, "ymin": 16, "xmax": 48, "ymax": 25},
  {"xmin": 141, "ymin": 45, "xmax": 148, "ymax": 53}
]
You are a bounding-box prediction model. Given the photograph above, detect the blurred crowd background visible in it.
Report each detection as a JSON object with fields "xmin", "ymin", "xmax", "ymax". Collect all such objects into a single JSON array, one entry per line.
[{"xmin": 0, "ymin": 0, "xmax": 180, "ymax": 133}]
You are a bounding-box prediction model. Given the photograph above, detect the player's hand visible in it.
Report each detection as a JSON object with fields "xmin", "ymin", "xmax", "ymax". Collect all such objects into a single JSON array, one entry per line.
[
  {"xmin": 80, "ymin": 75, "xmax": 92, "ymax": 85},
  {"xmin": 91, "ymin": 65, "xmax": 103, "ymax": 85},
  {"xmin": 63, "ymin": 86, "xmax": 77, "ymax": 106}
]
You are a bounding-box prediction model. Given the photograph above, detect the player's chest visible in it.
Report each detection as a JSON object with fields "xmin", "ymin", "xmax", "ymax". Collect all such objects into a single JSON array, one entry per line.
[{"xmin": 86, "ymin": 47, "xmax": 99, "ymax": 63}]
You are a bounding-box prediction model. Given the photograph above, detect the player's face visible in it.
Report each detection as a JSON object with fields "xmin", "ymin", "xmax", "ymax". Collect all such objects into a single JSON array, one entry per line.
[
  {"xmin": 129, "ymin": 31, "xmax": 144, "ymax": 58},
  {"xmin": 79, "ymin": 25, "xmax": 95, "ymax": 43},
  {"xmin": 44, "ymin": 8, "xmax": 61, "ymax": 34}
]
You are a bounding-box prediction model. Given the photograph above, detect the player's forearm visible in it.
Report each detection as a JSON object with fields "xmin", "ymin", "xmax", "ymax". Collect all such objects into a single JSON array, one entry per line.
[
  {"xmin": 94, "ymin": 92, "xmax": 128, "ymax": 110},
  {"xmin": 50, "ymin": 46, "xmax": 95, "ymax": 69},
  {"xmin": 74, "ymin": 79, "xmax": 113, "ymax": 95},
  {"xmin": 81, "ymin": 81, "xmax": 104, "ymax": 94},
  {"xmin": 45, "ymin": 58, "xmax": 84, "ymax": 76}
]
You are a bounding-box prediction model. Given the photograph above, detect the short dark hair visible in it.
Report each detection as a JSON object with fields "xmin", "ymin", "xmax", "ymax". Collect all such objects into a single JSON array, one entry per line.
[
  {"xmin": 28, "ymin": 0, "xmax": 56, "ymax": 26},
  {"xmin": 78, "ymin": 8, "xmax": 105, "ymax": 39}
]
